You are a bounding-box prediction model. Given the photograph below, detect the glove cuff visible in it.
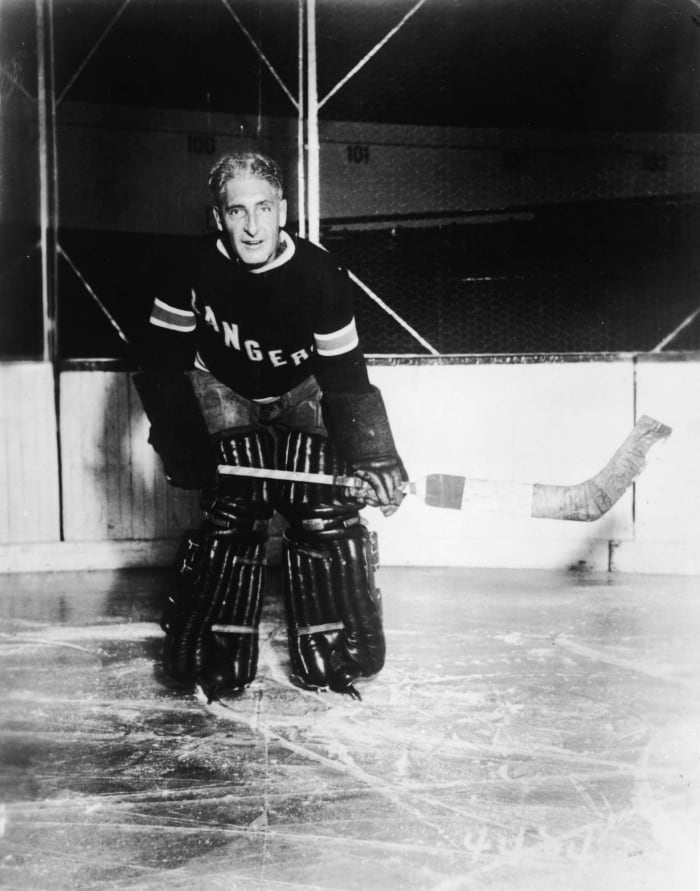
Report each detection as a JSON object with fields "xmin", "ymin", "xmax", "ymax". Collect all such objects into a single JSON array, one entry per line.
[
  {"xmin": 321, "ymin": 386, "xmax": 401, "ymax": 466},
  {"xmin": 133, "ymin": 370, "xmax": 216, "ymax": 488}
]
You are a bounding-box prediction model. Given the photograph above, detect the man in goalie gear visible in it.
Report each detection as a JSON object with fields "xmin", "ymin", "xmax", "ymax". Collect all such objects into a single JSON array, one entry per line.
[{"xmin": 134, "ymin": 151, "xmax": 405, "ymax": 700}]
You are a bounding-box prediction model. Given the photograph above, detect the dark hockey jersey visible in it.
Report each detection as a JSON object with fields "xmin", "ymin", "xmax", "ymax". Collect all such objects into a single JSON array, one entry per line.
[{"xmin": 147, "ymin": 232, "xmax": 370, "ymax": 399}]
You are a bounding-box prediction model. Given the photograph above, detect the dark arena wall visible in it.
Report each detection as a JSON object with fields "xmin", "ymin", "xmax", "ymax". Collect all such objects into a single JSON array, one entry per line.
[{"xmin": 2, "ymin": 101, "xmax": 700, "ymax": 360}]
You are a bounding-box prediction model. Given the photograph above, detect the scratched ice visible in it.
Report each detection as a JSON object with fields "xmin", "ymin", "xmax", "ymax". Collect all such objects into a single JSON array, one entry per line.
[{"xmin": 0, "ymin": 567, "xmax": 698, "ymax": 890}]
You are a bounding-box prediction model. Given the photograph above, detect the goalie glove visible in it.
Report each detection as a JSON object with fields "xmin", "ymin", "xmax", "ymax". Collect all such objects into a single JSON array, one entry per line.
[
  {"xmin": 133, "ymin": 371, "xmax": 217, "ymax": 490},
  {"xmin": 322, "ymin": 386, "xmax": 407, "ymax": 516}
]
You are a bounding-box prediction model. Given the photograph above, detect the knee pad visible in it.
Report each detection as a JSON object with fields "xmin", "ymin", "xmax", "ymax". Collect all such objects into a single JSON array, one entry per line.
[
  {"xmin": 277, "ymin": 430, "xmax": 358, "ymax": 527},
  {"xmin": 214, "ymin": 428, "xmax": 278, "ymax": 509},
  {"xmin": 161, "ymin": 431, "xmax": 274, "ymax": 699}
]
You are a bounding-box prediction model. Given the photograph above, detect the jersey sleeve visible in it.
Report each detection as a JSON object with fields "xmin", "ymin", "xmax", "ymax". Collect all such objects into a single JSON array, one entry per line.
[
  {"xmin": 136, "ymin": 248, "xmax": 198, "ymax": 374},
  {"xmin": 314, "ymin": 317, "xmax": 360, "ymax": 358},
  {"xmin": 311, "ymin": 254, "xmax": 371, "ymax": 394},
  {"xmin": 149, "ymin": 296, "xmax": 197, "ymax": 334}
]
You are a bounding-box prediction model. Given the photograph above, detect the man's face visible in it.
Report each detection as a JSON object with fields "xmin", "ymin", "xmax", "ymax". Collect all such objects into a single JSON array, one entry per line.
[{"xmin": 213, "ymin": 175, "xmax": 287, "ymax": 267}]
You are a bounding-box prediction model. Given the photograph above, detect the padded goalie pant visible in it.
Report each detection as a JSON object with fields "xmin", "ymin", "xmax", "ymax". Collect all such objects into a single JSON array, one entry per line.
[
  {"xmin": 279, "ymin": 431, "xmax": 385, "ymax": 699},
  {"xmin": 161, "ymin": 431, "xmax": 275, "ymax": 699}
]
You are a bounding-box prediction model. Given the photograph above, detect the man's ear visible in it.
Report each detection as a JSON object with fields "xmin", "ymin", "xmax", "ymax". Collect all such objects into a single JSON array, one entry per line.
[
  {"xmin": 212, "ymin": 206, "xmax": 223, "ymax": 230},
  {"xmin": 279, "ymin": 198, "xmax": 287, "ymax": 229}
]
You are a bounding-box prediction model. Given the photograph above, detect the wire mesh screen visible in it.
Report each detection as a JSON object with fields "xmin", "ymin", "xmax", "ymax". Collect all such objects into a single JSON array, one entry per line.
[
  {"xmin": 52, "ymin": 195, "xmax": 700, "ymax": 360},
  {"xmin": 327, "ymin": 199, "xmax": 700, "ymax": 355}
]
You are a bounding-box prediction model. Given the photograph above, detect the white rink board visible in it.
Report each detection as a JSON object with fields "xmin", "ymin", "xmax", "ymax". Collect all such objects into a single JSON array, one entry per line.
[
  {"xmin": 1, "ymin": 356, "xmax": 696, "ymax": 574},
  {"xmin": 616, "ymin": 357, "xmax": 700, "ymax": 574},
  {"xmin": 0, "ymin": 362, "xmax": 61, "ymax": 545}
]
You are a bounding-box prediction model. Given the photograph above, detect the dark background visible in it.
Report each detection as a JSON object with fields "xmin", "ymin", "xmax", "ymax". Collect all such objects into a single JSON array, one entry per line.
[
  {"xmin": 5, "ymin": 0, "xmax": 697, "ymax": 132},
  {"xmin": 2, "ymin": 0, "xmax": 700, "ymax": 359}
]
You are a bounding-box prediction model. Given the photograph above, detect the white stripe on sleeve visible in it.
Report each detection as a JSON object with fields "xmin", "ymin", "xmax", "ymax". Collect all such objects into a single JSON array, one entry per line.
[
  {"xmin": 149, "ymin": 298, "xmax": 197, "ymax": 332},
  {"xmin": 314, "ymin": 318, "xmax": 359, "ymax": 357}
]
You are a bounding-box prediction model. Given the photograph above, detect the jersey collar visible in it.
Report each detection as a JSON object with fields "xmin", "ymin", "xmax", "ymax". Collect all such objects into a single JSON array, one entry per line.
[{"xmin": 216, "ymin": 230, "xmax": 296, "ymax": 272}]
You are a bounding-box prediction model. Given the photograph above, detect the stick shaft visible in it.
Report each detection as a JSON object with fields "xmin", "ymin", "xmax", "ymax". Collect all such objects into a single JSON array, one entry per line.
[{"xmin": 217, "ymin": 464, "xmax": 364, "ymax": 488}]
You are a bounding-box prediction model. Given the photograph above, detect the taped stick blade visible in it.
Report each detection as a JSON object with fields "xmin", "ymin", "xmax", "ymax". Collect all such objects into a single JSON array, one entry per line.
[
  {"xmin": 592, "ymin": 414, "xmax": 672, "ymax": 493},
  {"xmin": 626, "ymin": 414, "xmax": 672, "ymax": 459},
  {"xmin": 532, "ymin": 415, "xmax": 672, "ymax": 521}
]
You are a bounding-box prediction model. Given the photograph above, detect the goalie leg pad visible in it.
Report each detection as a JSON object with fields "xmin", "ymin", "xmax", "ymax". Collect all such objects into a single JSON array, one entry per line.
[
  {"xmin": 282, "ymin": 528, "xmax": 343, "ymax": 691},
  {"xmin": 283, "ymin": 523, "xmax": 384, "ymax": 698},
  {"xmin": 278, "ymin": 431, "xmax": 385, "ymax": 697},
  {"xmin": 162, "ymin": 431, "xmax": 275, "ymax": 698},
  {"xmin": 163, "ymin": 527, "xmax": 267, "ymax": 698}
]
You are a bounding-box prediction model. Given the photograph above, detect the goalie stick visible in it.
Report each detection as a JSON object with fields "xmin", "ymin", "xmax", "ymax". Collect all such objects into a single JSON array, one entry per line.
[{"xmin": 217, "ymin": 415, "xmax": 671, "ymax": 521}]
